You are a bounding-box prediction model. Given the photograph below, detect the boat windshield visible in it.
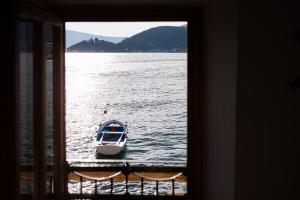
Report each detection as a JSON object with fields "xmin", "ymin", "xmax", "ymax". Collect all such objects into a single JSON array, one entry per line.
[{"xmin": 102, "ymin": 133, "xmax": 122, "ymax": 142}]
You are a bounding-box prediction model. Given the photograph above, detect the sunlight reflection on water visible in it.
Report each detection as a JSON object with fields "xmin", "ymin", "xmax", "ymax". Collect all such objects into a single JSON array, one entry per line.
[{"xmin": 66, "ymin": 53, "xmax": 187, "ymax": 162}]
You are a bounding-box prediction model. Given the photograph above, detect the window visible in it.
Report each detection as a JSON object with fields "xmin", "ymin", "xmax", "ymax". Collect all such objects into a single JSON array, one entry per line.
[
  {"xmin": 19, "ymin": 21, "xmax": 35, "ymax": 197},
  {"xmin": 15, "ymin": 3, "xmax": 203, "ymax": 200},
  {"xmin": 18, "ymin": 18, "xmax": 65, "ymax": 199},
  {"xmin": 65, "ymin": 21, "xmax": 188, "ymax": 197}
]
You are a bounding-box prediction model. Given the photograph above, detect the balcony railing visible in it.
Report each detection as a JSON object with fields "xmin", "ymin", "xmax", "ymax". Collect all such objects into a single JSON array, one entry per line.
[
  {"xmin": 20, "ymin": 160, "xmax": 187, "ymax": 199},
  {"xmin": 67, "ymin": 160, "xmax": 187, "ymax": 199}
]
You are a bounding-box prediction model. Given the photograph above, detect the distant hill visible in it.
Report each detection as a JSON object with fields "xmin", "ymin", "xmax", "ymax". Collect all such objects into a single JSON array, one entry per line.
[
  {"xmin": 66, "ymin": 30, "xmax": 125, "ymax": 48},
  {"xmin": 117, "ymin": 26, "xmax": 187, "ymax": 52},
  {"xmin": 67, "ymin": 38, "xmax": 118, "ymax": 52},
  {"xmin": 67, "ymin": 26, "xmax": 187, "ymax": 52}
]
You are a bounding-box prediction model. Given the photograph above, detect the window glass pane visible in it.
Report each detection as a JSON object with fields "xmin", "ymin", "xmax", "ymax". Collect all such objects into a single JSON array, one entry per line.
[
  {"xmin": 44, "ymin": 23, "xmax": 54, "ymax": 195},
  {"xmin": 19, "ymin": 21, "xmax": 34, "ymax": 197}
]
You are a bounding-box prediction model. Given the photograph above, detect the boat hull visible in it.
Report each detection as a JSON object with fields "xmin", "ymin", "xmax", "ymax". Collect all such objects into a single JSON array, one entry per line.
[{"xmin": 96, "ymin": 143, "xmax": 126, "ymax": 155}]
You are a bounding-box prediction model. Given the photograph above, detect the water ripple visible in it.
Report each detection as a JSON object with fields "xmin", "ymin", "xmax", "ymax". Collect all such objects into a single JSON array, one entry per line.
[{"xmin": 66, "ymin": 53, "xmax": 187, "ymax": 162}]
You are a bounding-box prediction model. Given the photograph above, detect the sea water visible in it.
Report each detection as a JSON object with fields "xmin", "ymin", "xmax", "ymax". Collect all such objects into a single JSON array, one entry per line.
[{"xmin": 66, "ymin": 52, "xmax": 187, "ymax": 194}]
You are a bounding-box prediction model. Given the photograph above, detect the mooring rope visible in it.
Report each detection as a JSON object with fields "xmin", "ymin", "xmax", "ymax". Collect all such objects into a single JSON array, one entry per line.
[
  {"xmin": 133, "ymin": 172, "xmax": 182, "ymax": 181},
  {"xmin": 74, "ymin": 171, "xmax": 122, "ymax": 181}
]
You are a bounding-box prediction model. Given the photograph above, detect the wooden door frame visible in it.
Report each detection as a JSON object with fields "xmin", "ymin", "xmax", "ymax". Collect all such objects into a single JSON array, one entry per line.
[
  {"xmin": 18, "ymin": 2, "xmax": 66, "ymax": 200},
  {"xmin": 54, "ymin": 5, "xmax": 205, "ymax": 199}
]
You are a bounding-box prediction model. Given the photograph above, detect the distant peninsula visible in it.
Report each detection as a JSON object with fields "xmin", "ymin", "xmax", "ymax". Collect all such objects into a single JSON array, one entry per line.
[
  {"xmin": 66, "ymin": 30, "xmax": 125, "ymax": 48},
  {"xmin": 67, "ymin": 26, "xmax": 187, "ymax": 53}
]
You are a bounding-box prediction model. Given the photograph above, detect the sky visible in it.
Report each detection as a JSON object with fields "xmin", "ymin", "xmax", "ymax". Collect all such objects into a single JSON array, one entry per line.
[{"xmin": 65, "ymin": 22, "xmax": 187, "ymax": 37}]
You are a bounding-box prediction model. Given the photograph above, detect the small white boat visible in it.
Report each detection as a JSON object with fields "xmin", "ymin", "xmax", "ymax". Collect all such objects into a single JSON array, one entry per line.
[{"xmin": 95, "ymin": 119, "xmax": 128, "ymax": 155}]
